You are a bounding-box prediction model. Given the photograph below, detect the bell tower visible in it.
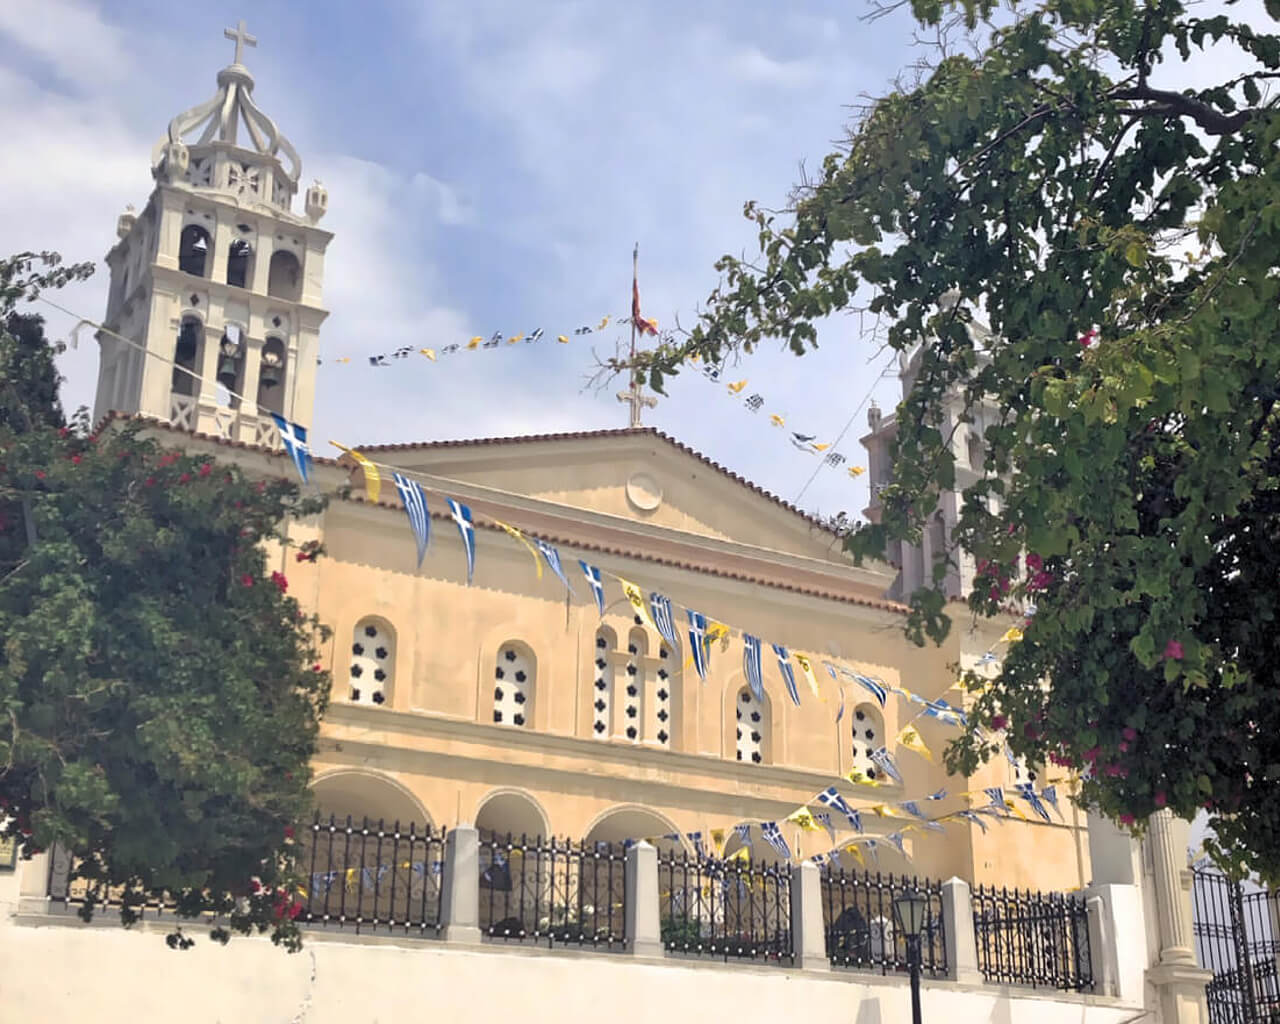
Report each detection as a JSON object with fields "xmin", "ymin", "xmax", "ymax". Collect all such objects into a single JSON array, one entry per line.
[{"xmin": 93, "ymin": 20, "xmax": 332, "ymax": 445}]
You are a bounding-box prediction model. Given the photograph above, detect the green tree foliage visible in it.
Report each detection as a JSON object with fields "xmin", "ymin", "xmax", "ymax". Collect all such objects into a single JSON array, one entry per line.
[
  {"xmin": 0, "ymin": 253, "xmax": 331, "ymax": 947},
  {"xmin": 643, "ymin": 2, "xmax": 1280, "ymax": 873}
]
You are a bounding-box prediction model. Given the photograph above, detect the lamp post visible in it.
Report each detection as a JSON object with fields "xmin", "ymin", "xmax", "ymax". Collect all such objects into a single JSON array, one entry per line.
[{"xmin": 894, "ymin": 888, "xmax": 930, "ymax": 1024}]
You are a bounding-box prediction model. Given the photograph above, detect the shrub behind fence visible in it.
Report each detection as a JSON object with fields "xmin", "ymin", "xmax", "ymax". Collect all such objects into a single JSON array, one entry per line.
[
  {"xmin": 972, "ymin": 885, "xmax": 1093, "ymax": 991},
  {"xmin": 820, "ymin": 868, "xmax": 947, "ymax": 976}
]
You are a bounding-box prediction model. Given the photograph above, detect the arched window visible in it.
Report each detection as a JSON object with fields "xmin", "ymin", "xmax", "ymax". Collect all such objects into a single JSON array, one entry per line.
[
  {"xmin": 268, "ymin": 249, "xmax": 302, "ymax": 301},
  {"xmin": 226, "ymin": 238, "xmax": 254, "ymax": 288},
  {"xmin": 178, "ymin": 224, "xmax": 211, "ymax": 278},
  {"xmin": 258, "ymin": 336, "xmax": 287, "ymax": 414},
  {"xmin": 171, "ymin": 318, "xmax": 201, "ymax": 396},
  {"xmin": 494, "ymin": 643, "xmax": 534, "ymax": 727},
  {"xmin": 215, "ymin": 330, "xmax": 243, "ymax": 401},
  {"xmin": 622, "ymin": 627, "xmax": 646, "ymax": 742},
  {"xmin": 850, "ymin": 703, "xmax": 885, "ymax": 781},
  {"xmin": 348, "ymin": 618, "xmax": 395, "ymax": 706},
  {"xmin": 735, "ymin": 686, "xmax": 769, "ymax": 764},
  {"xmin": 590, "ymin": 625, "xmax": 616, "ymax": 739}
]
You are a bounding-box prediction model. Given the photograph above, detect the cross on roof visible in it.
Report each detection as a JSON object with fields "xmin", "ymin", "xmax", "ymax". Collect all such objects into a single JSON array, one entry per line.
[
  {"xmin": 617, "ymin": 373, "xmax": 657, "ymax": 428},
  {"xmin": 224, "ymin": 19, "xmax": 257, "ymax": 66}
]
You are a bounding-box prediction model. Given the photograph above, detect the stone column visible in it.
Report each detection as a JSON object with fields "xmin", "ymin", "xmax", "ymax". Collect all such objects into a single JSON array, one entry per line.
[
  {"xmin": 1145, "ymin": 810, "xmax": 1212, "ymax": 1023},
  {"xmin": 624, "ymin": 841, "xmax": 662, "ymax": 957},
  {"xmin": 941, "ymin": 878, "xmax": 984, "ymax": 985},
  {"xmin": 789, "ymin": 861, "xmax": 829, "ymax": 971},
  {"xmin": 441, "ymin": 825, "xmax": 481, "ymax": 943}
]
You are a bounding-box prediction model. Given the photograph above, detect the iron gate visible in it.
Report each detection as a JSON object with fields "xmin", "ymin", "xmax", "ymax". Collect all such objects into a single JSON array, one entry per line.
[{"xmin": 1192, "ymin": 867, "xmax": 1280, "ymax": 1023}]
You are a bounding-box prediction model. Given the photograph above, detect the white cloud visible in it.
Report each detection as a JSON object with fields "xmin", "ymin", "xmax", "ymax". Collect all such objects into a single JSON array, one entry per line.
[{"xmin": 727, "ymin": 47, "xmax": 820, "ymax": 88}]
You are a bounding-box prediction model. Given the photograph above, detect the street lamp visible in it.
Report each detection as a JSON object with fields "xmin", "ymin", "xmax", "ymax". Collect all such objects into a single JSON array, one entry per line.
[{"xmin": 894, "ymin": 888, "xmax": 930, "ymax": 1024}]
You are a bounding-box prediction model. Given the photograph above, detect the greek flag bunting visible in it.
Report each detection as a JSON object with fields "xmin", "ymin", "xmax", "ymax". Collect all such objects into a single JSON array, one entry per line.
[
  {"xmin": 887, "ymin": 832, "xmax": 907, "ymax": 856},
  {"xmin": 815, "ymin": 786, "xmax": 861, "ymax": 831},
  {"xmin": 899, "ymin": 801, "xmax": 927, "ymax": 820},
  {"xmin": 984, "ymin": 786, "xmax": 1008, "ymax": 815},
  {"xmin": 870, "ymin": 746, "xmax": 904, "ymax": 784},
  {"xmin": 759, "ymin": 821, "xmax": 792, "ymax": 861},
  {"xmin": 533, "ymin": 538, "xmax": 573, "ymax": 595},
  {"xmin": 687, "ymin": 831, "xmax": 706, "ymax": 859},
  {"xmin": 771, "ymin": 644, "xmax": 801, "ymax": 706},
  {"xmin": 1015, "ymin": 782, "xmax": 1053, "ymax": 823},
  {"xmin": 845, "ymin": 669, "xmax": 888, "ymax": 708},
  {"xmin": 955, "ymin": 809, "xmax": 989, "ymax": 834},
  {"xmin": 649, "ymin": 592, "xmax": 679, "ymax": 651},
  {"xmin": 1039, "ymin": 785, "xmax": 1062, "ymax": 820},
  {"xmin": 686, "ymin": 610, "xmax": 710, "ymax": 681},
  {"xmin": 928, "ymin": 789, "xmax": 948, "ymax": 801},
  {"xmin": 743, "ymin": 634, "xmax": 765, "ymax": 703},
  {"xmin": 794, "ymin": 653, "xmax": 821, "ymax": 700},
  {"xmin": 733, "ymin": 823, "xmax": 753, "ymax": 847},
  {"xmin": 578, "ymin": 560, "xmax": 606, "ymax": 616},
  {"xmin": 272, "ymin": 413, "xmax": 312, "ymax": 484},
  {"xmin": 445, "ymin": 498, "xmax": 476, "ymax": 584},
  {"xmin": 393, "ymin": 472, "xmax": 431, "ymax": 568},
  {"xmin": 814, "ymin": 811, "xmax": 837, "ymax": 844}
]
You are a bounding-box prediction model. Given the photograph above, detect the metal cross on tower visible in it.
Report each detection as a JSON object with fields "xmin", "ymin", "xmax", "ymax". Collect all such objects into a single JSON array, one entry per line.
[{"xmin": 224, "ymin": 19, "xmax": 258, "ymax": 66}]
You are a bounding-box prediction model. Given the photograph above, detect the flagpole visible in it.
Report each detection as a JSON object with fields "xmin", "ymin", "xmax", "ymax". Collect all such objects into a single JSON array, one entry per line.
[{"xmin": 629, "ymin": 243, "xmax": 640, "ymax": 428}]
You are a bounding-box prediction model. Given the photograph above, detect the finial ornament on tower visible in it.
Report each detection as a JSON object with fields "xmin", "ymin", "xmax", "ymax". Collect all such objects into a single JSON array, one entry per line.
[{"xmin": 224, "ymin": 19, "xmax": 257, "ymax": 67}]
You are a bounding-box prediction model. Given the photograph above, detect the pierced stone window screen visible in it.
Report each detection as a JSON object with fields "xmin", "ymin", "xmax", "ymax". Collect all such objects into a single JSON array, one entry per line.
[
  {"xmin": 349, "ymin": 618, "xmax": 394, "ymax": 707},
  {"xmin": 850, "ymin": 703, "xmax": 885, "ymax": 781},
  {"xmin": 650, "ymin": 641, "xmax": 675, "ymax": 749},
  {"xmin": 621, "ymin": 626, "xmax": 647, "ymax": 743},
  {"xmin": 735, "ymin": 686, "xmax": 769, "ymax": 764},
  {"xmin": 178, "ymin": 224, "xmax": 211, "ymax": 278},
  {"xmin": 493, "ymin": 643, "xmax": 534, "ymax": 728},
  {"xmin": 591, "ymin": 626, "xmax": 617, "ymax": 739}
]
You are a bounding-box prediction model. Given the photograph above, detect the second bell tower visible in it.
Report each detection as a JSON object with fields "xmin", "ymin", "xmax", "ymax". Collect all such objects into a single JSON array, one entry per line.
[{"xmin": 92, "ymin": 20, "xmax": 332, "ymax": 446}]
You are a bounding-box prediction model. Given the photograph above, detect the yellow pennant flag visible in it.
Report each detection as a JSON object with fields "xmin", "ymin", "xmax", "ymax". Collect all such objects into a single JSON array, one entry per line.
[
  {"xmin": 509, "ymin": 334, "xmax": 523, "ymax": 344},
  {"xmin": 420, "ymin": 348, "xmax": 437, "ymax": 360},
  {"xmin": 329, "ymin": 442, "xmax": 381, "ymax": 504},
  {"xmin": 811, "ymin": 442, "xmax": 832, "ymax": 452},
  {"xmin": 846, "ymin": 768, "xmax": 882, "ymax": 787},
  {"xmin": 707, "ymin": 621, "xmax": 731, "ymax": 648},
  {"xmin": 844, "ymin": 843, "xmax": 866, "ymax": 868},
  {"xmin": 848, "ymin": 466, "xmax": 866, "ymax": 478},
  {"xmin": 557, "ymin": 335, "xmax": 569, "ymax": 344},
  {"xmin": 493, "ymin": 520, "xmax": 542, "ymax": 579},
  {"xmin": 710, "ymin": 828, "xmax": 727, "ymax": 858},
  {"xmin": 727, "ymin": 379, "xmax": 748, "ymax": 394},
  {"xmin": 1001, "ymin": 626, "xmax": 1025, "ymax": 644},
  {"xmin": 897, "ymin": 724, "xmax": 934, "ymax": 762},
  {"xmin": 786, "ymin": 807, "xmax": 822, "ymax": 832},
  {"xmin": 618, "ymin": 577, "xmax": 657, "ymax": 631},
  {"xmin": 597, "ymin": 315, "xmax": 610, "ymax": 330},
  {"xmin": 726, "ymin": 845, "xmax": 751, "ymax": 864},
  {"xmin": 336, "ymin": 356, "xmax": 351, "ymax": 364},
  {"xmin": 770, "ymin": 414, "xmax": 785, "ymax": 428},
  {"xmin": 794, "ymin": 653, "xmax": 822, "ymax": 700},
  {"xmin": 868, "ymin": 804, "xmax": 902, "ymax": 819},
  {"xmin": 467, "ymin": 336, "xmax": 483, "ymax": 349}
]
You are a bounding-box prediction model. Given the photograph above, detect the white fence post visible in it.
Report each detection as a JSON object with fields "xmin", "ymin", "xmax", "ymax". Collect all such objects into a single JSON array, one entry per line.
[
  {"xmin": 441, "ymin": 825, "xmax": 481, "ymax": 943},
  {"xmin": 790, "ymin": 861, "xmax": 830, "ymax": 971},
  {"xmin": 941, "ymin": 877, "xmax": 985, "ymax": 985},
  {"xmin": 624, "ymin": 840, "xmax": 662, "ymax": 957}
]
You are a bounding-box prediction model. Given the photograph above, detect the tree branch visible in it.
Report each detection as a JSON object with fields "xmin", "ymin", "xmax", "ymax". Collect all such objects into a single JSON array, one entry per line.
[{"xmin": 1111, "ymin": 84, "xmax": 1256, "ymax": 135}]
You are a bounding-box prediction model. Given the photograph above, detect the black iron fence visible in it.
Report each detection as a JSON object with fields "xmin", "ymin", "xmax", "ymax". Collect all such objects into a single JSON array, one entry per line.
[
  {"xmin": 972, "ymin": 885, "xmax": 1093, "ymax": 991},
  {"xmin": 1192, "ymin": 867, "xmax": 1280, "ymax": 1023},
  {"xmin": 821, "ymin": 868, "xmax": 947, "ymax": 976},
  {"xmin": 478, "ymin": 832, "xmax": 625, "ymax": 950},
  {"xmin": 656, "ymin": 849, "xmax": 793, "ymax": 964},
  {"xmin": 300, "ymin": 813, "xmax": 445, "ymax": 937},
  {"xmin": 46, "ymin": 845, "xmax": 179, "ymax": 919}
]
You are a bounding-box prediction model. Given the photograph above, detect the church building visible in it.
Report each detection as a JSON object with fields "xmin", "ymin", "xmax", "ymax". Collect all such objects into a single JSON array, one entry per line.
[{"xmin": 0, "ymin": 26, "xmax": 1215, "ymax": 1024}]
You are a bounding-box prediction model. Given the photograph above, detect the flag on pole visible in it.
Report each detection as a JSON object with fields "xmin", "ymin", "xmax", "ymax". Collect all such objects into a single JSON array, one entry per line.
[
  {"xmin": 330, "ymin": 442, "xmax": 380, "ymax": 503},
  {"xmin": 743, "ymin": 634, "xmax": 765, "ymax": 703},
  {"xmin": 759, "ymin": 821, "xmax": 792, "ymax": 861},
  {"xmin": 686, "ymin": 610, "xmax": 710, "ymax": 681},
  {"xmin": 771, "ymin": 644, "xmax": 801, "ymax": 706},
  {"xmin": 445, "ymin": 498, "xmax": 476, "ymax": 584},
  {"xmin": 579, "ymin": 561, "xmax": 605, "ymax": 616},
  {"xmin": 533, "ymin": 538, "xmax": 573, "ymax": 595},
  {"xmin": 272, "ymin": 413, "xmax": 312, "ymax": 484},
  {"xmin": 632, "ymin": 258, "xmax": 658, "ymax": 336},
  {"xmin": 648, "ymin": 592, "xmax": 679, "ymax": 650},
  {"xmin": 392, "ymin": 472, "xmax": 431, "ymax": 568},
  {"xmin": 794, "ymin": 653, "xmax": 822, "ymax": 700}
]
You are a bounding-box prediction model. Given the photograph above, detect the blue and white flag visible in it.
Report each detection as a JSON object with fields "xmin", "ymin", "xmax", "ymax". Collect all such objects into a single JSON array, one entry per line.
[
  {"xmin": 927, "ymin": 789, "xmax": 948, "ymax": 801},
  {"xmin": 733, "ymin": 823, "xmax": 753, "ymax": 848},
  {"xmin": 771, "ymin": 644, "xmax": 801, "ymax": 706},
  {"xmin": 977, "ymin": 650, "xmax": 999, "ymax": 666},
  {"xmin": 271, "ymin": 413, "xmax": 312, "ymax": 484},
  {"xmin": 843, "ymin": 669, "xmax": 888, "ymax": 708},
  {"xmin": 446, "ymin": 497, "xmax": 476, "ymax": 584},
  {"xmin": 759, "ymin": 821, "xmax": 792, "ymax": 861},
  {"xmin": 686, "ymin": 610, "xmax": 710, "ymax": 681},
  {"xmin": 1039, "ymin": 785, "xmax": 1062, "ymax": 820},
  {"xmin": 955, "ymin": 809, "xmax": 989, "ymax": 834},
  {"xmin": 919, "ymin": 820, "xmax": 946, "ymax": 833},
  {"xmin": 649, "ymin": 592, "xmax": 679, "ymax": 651},
  {"xmin": 1015, "ymin": 782, "xmax": 1053, "ymax": 823},
  {"xmin": 687, "ymin": 831, "xmax": 706, "ymax": 859},
  {"xmin": 886, "ymin": 832, "xmax": 908, "ymax": 857},
  {"xmin": 814, "ymin": 812, "xmax": 837, "ymax": 844},
  {"xmin": 534, "ymin": 538, "xmax": 573, "ymax": 595},
  {"xmin": 815, "ymin": 786, "xmax": 861, "ymax": 832},
  {"xmin": 870, "ymin": 746, "xmax": 903, "ymax": 784},
  {"xmin": 393, "ymin": 472, "xmax": 431, "ymax": 567},
  {"xmin": 578, "ymin": 560, "xmax": 605, "ymax": 616},
  {"xmin": 743, "ymin": 634, "xmax": 765, "ymax": 703},
  {"xmin": 899, "ymin": 801, "xmax": 927, "ymax": 820},
  {"xmin": 984, "ymin": 786, "xmax": 1008, "ymax": 815}
]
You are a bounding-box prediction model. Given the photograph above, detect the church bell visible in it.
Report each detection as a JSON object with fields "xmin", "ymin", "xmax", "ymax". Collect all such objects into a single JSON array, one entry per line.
[
  {"xmin": 260, "ymin": 350, "xmax": 283, "ymax": 389},
  {"xmin": 217, "ymin": 354, "xmax": 239, "ymax": 390}
]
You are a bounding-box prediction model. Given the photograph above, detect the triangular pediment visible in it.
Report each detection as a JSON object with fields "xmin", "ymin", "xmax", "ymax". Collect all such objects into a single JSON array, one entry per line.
[{"xmin": 362, "ymin": 428, "xmax": 852, "ymax": 566}]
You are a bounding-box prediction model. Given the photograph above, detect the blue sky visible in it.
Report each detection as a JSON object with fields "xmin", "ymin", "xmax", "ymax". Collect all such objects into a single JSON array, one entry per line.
[{"xmin": 0, "ymin": 0, "xmax": 925, "ymax": 521}]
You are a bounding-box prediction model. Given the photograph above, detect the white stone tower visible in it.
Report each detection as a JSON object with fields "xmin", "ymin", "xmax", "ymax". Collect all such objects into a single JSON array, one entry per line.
[{"xmin": 93, "ymin": 20, "xmax": 332, "ymax": 445}]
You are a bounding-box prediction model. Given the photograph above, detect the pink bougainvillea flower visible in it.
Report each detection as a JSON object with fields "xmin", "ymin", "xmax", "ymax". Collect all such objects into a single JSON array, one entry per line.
[
  {"xmin": 179, "ymin": 473, "xmax": 191, "ymax": 484},
  {"xmin": 1082, "ymin": 746, "xmax": 1101, "ymax": 762},
  {"xmin": 70, "ymin": 454, "xmax": 81, "ymax": 465},
  {"xmin": 1119, "ymin": 813, "xmax": 1135, "ymax": 825},
  {"xmin": 240, "ymin": 574, "xmax": 254, "ymax": 587},
  {"xmin": 1154, "ymin": 791, "xmax": 1167, "ymax": 808},
  {"xmin": 991, "ymin": 714, "xmax": 1007, "ymax": 731},
  {"xmin": 1164, "ymin": 640, "xmax": 1184, "ymax": 660},
  {"xmin": 33, "ymin": 470, "xmax": 45, "ymax": 480},
  {"xmin": 283, "ymin": 825, "xmax": 295, "ymax": 840},
  {"xmin": 199, "ymin": 463, "xmax": 212, "ymax": 477},
  {"xmin": 1079, "ymin": 328, "xmax": 1098, "ymax": 348},
  {"xmin": 1025, "ymin": 553, "xmax": 1043, "ymax": 572},
  {"xmin": 270, "ymin": 571, "xmax": 288, "ymax": 594},
  {"xmin": 1118, "ymin": 741, "xmax": 1130, "ymax": 753},
  {"xmin": 1122, "ymin": 726, "xmax": 1137, "ymax": 742}
]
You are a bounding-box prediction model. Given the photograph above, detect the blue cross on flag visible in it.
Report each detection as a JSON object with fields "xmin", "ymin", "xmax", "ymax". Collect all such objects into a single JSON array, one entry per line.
[
  {"xmin": 271, "ymin": 413, "xmax": 312, "ymax": 484},
  {"xmin": 534, "ymin": 538, "xmax": 573, "ymax": 595},
  {"xmin": 578, "ymin": 560, "xmax": 605, "ymax": 615},
  {"xmin": 446, "ymin": 498, "xmax": 476, "ymax": 584},
  {"xmin": 759, "ymin": 821, "xmax": 792, "ymax": 861},
  {"xmin": 392, "ymin": 472, "xmax": 431, "ymax": 567},
  {"xmin": 648, "ymin": 592, "xmax": 679, "ymax": 651},
  {"xmin": 742, "ymin": 634, "xmax": 765, "ymax": 704},
  {"xmin": 771, "ymin": 643, "xmax": 801, "ymax": 706},
  {"xmin": 686, "ymin": 610, "xmax": 710, "ymax": 681}
]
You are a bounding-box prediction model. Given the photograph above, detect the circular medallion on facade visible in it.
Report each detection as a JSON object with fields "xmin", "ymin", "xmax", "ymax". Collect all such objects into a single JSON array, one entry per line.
[{"xmin": 625, "ymin": 472, "xmax": 662, "ymax": 512}]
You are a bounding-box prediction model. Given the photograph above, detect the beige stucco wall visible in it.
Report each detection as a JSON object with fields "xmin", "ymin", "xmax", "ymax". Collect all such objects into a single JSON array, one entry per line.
[{"xmin": 0, "ymin": 912, "xmax": 1139, "ymax": 1024}]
